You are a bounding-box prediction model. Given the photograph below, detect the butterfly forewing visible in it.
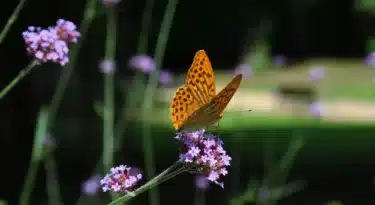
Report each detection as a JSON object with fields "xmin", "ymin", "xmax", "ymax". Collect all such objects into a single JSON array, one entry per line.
[
  {"xmin": 179, "ymin": 74, "xmax": 242, "ymax": 131},
  {"xmin": 185, "ymin": 50, "xmax": 216, "ymax": 104},
  {"xmin": 206, "ymin": 74, "xmax": 243, "ymax": 118}
]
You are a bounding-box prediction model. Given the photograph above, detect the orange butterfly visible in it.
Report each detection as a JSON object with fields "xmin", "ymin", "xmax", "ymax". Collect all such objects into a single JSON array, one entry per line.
[{"xmin": 170, "ymin": 49, "xmax": 243, "ymax": 131}]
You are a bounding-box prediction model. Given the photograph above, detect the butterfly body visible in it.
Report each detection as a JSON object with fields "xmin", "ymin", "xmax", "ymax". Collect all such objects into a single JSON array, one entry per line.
[{"xmin": 170, "ymin": 50, "xmax": 242, "ymax": 131}]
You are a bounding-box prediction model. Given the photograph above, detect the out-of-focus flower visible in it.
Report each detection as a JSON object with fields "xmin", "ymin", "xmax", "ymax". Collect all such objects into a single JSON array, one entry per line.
[
  {"xmin": 100, "ymin": 165, "xmax": 142, "ymax": 193},
  {"xmin": 195, "ymin": 175, "xmax": 210, "ymax": 191},
  {"xmin": 128, "ymin": 55, "xmax": 154, "ymax": 73},
  {"xmin": 234, "ymin": 63, "xmax": 252, "ymax": 79},
  {"xmin": 22, "ymin": 19, "xmax": 80, "ymax": 66},
  {"xmin": 364, "ymin": 52, "xmax": 375, "ymax": 67},
  {"xmin": 309, "ymin": 102, "xmax": 324, "ymax": 117},
  {"xmin": 273, "ymin": 55, "xmax": 286, "ymax": 67},
  {"xmin": 308, "ymin": 66, "xmax": 326, "ymax": 81},
  {"xmin": 101, "ymin": 0, "xmax": 121, "ymax": 5},
  {"xmin": 258, "ymin": 186, "xmax": 271, "ymax": 201},
  {"xmin": 158, "ymin": 70, "xmax": 173, "ymax": 85},
  {"xmin": 99, "ymin": 59, "xmax": 116, "ymax": 73},
  {"xmin": 43, "ymin": 135, "xmax": 55, "ymax": 148},
  {"xmin": 175, "ymin": 129, "xmax": 231, "ymax": 188},
  {"xmin": 82, "ymin": 175, "xmax": 101, "ymax": 196}
]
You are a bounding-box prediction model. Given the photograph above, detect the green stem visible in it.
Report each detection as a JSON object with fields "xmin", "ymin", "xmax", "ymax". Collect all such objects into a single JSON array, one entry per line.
[
  {"xmin": 137, "ymin": 0, "xmax": 155, "ymax": 54},
  {"xmin": 103, "ymin": 5, "xmax": 117, "ymax": 179},
  {"xmin": 113, "ymin": 0, "xmax": 156, "ymax": 151},
  {"xmin": 0, "ymin": 0, "xmax": 28, "ymax": 44},
  {"xmin": 18, "ymin": 160, "xmax": 39, "ymax": 205},
  {"xmin": 107, "ymin": 161, "xmax": 185, "ymax": 205},
  {"xmin": 47, "ymin": 0, "xmax": 97, "ymax": 131},
  {"xmin": 44, "ymin": 156, "xmax": 62, "ymax": 205},
  {"xmin": 0, "ymin": 60, "xmax": 38, "ymax": 100},
  {"xmin": 140, "ymin": 0, "xmax": 179, "ymax": 205}
]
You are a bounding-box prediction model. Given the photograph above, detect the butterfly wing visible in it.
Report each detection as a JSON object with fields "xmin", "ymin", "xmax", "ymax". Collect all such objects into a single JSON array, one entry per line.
[
  {"xmin": 185, "ymin": 50, "xmax": 216, "ymax": 104},
  {"xmin": 171, "ymin": 84, "xmax": 203, "ymax": 130},
  {"xmin": 179, "ymin": 74, "xmax": 243, "ymax": 131}
]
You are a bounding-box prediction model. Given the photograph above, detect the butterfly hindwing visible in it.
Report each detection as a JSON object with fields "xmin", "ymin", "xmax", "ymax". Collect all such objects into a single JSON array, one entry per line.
[{"xmin": 171, "ymin": 85, "xmax": 202, "ymax": 130}]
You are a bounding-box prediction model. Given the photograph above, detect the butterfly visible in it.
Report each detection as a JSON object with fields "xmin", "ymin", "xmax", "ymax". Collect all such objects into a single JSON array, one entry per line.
[{"xmin": 170, "ymin": 49, "xmax": 243, "ymax": 131}]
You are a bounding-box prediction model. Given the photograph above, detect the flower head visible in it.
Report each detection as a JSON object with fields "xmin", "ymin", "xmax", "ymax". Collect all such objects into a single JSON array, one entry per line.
[
  {"xmin": 22, "ymin": 19, "xmax": 80, "ymax": 66},
  {"xmin": 308, "ymin": 66, "xmax": 325, "ymax": 81},
  {"xmin": 100, "ymin": 165, "xmax": 142, "ymax": 193},
  {"xmin": 234, "ymin": 63, "xmax": 252, "ymax": 79},
  {"xmin": 100, "ymin": 0, "xmax": 121, "ymax": 6},
  {"xmin": 273, "ymin": 55, "xmax": 286, "ymax": 67},
  {"xmin": 128, "ymin": 55, "xmax": 154, "ymax": 73},
  {"xmin": 364, "ymin": 52, "xmax": 375, "ymax": 67},
  {"xmin": 195, "ymin": 175, "xmax": 210, "ymax": 191},
  {"xmin": 309, "ymin": 101, "xmax": 324, "ymax": 117},
  {"xmin": 99, "ymin": 59, "xmax": 116, "ymax": 74},
  {"xmin": 55, "ymin": 19, "xmax": 80, "ymax": 43},
  {"xmin": 175, "ymin": 129, "xmax": 231, "ymax": 188},
  {"xmin": 82, "ymin": 175, "xmax": 101, "ymax": 196},
  {"xmin": 158, "ymin": 70, "xmax": 173, "ymax": 85},
  {"xmin": 43, "ymin": 135, "xmax": 55, "ymax": 148}
]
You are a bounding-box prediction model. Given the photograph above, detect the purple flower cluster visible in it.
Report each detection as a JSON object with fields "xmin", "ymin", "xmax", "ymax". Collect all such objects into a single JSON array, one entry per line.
[
  {"xmin": 234, "ymin": 63, "xmax": 252, "ymax": 79},
  {"xmin": 100, "ymin": 165, "xmax": 142, "ymax": 193},
  {"xmin": 101, "ymin": 0, "xmax": 121, "ymax": 5},
  {"xmin": 128, "ymin": 55, "xmax": 174, "ymax": 85},
  {"xmin": 308, "ymin": 66, "xmax": 326, "ymax": 82},
  {"xmin": 22, "ymin": 19, "xmax": 80, "ymax": 66},
  {"xmin": 175, "ymin": 129, "xmax": 232, "ymax": 188},
  {"xmin": 82, "ymin": 175, "xmax": 101, "ymax": 196},
  {"xmin": 364, "ymin": 52, "xmax": 375, "ymax": 67}
]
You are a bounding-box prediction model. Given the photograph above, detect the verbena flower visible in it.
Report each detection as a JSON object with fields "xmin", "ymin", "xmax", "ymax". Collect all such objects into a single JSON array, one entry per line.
[
  {"xmin": 82, "ymin": 175, "xmax": 101, "ymax": 196},
  {"xmin": 175, "ymin": 129, "xmax": 231, "ymax": 188},
  {"xmin": 257, "ymin": 186, "xmax": 271, "ymax": 201},
  {"xmin": 234, "ymin": 63, "xmax": 252, "ymax": 79},
  {"xmin": 22, "ymin": 19, "xmax": 80, "ymax": 66},
  {"xmin": 195, "ymin": 175, "xmax": 210, "ymax": 191},
  {"xmin": 158, "ymin": 70, "xmax": 173, "ymax": 85},
  {"xmin": 100, "ymin": 0, "xmax": 121, "ymax": 5},
  {"xmin": 43, "ymin": 135, "xmax": 55, "ymax": 148},
  {"xmin": 273, "ymin": 55, "xmax": 286, "ymax": 67},
  {"xmin": 364, "ymin": 52, "xmax": 375, "ymax": 67},
  {"xmin": 309, "ymin": 101, "xmax": 324, "ymax": 117},
  {"xmin": 128, "ymin": 55, "xmax": 154, "ymax": 73},
  {"xmin": 308, "ymin": 66, "xmax": 325, "ymax": 81},
  {"xmin": 99, "ymin": 59, "xmax": 116, "ymax": 73},
  {"xmin": 100, "ymin": 165, "xmax": 142, "ymax": 193}
]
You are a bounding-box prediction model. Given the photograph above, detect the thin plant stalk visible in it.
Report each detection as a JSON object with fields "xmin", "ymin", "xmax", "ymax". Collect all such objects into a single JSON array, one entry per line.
[
  {"xmin": 0, "ymin": 0, "xmax": 28, "ymax": 44},
  {"xmin": 18, "ymin": 160, "xmax": 39, "ymax": 205},
  {"xmin": 107, "ymin": 161, "xmax": 186, "ymax": 205},
  {"xmin": 102, "ymin": 4, "xmax": 117, "ymax": 187},
  {"xmin": 45, "ymin": 156, "xmax": 62, "ymax": 205},
  {"xmin": 113, "ymin": 0, "xmax": 156, "ymax": 149},
  {"xmin": 0, "ymin": 60, "xmax": 39, "ymax": 100},
  {"xmin": 19, "ymin": 108, "xmax": 49, "ymax": 205},
  {"xmin": 47, "ymin": 0, "xmax": 97, "ymax": 130},
  {"xmin": 140, "ymin": 0, "xmax": 179, "ymax": 204},
  {"xmin": 137, "ymin": 0, "xmax": 155, "ymax": 54},
  {"xmin": 43, "ymin": 1, "xmax": 97, "ymax": 205}
]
